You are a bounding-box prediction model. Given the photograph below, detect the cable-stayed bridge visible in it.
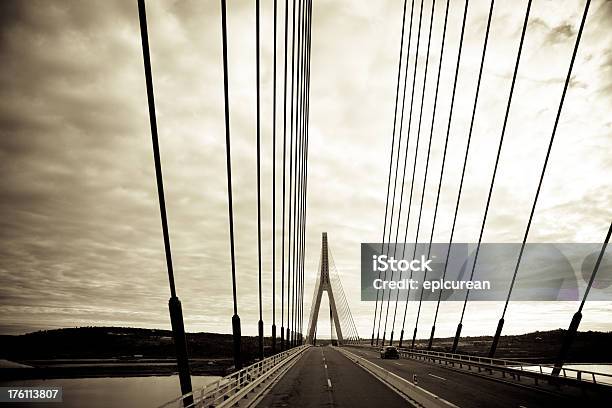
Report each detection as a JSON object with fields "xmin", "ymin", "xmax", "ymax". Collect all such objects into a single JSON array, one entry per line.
[
  {"xmin": 157, "ymin": 233, "xmax": 611, "ymax": 408},
  {"xmin": 132, "ymin": 0, "xmax": 611, "ymax": 406}
]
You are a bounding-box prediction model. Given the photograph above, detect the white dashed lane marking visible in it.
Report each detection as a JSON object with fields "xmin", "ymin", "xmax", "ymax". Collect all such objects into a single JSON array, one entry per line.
[
  {"xmin": 428, "ymin": 373, "xmax": 447, "ymax": 381},
  {"xmin": 322, "ymin": 349, "xmax": 332, "ymax": 389}
]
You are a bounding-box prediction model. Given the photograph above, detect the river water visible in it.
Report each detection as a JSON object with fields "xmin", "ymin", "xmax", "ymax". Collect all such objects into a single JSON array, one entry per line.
[
  {"xmin": 521, "ymin": 363, "xmax": 612, "ymax": 385},
  {"xmin": 0, "ymin": 375, "xmax": 220, "ymax": 407}
]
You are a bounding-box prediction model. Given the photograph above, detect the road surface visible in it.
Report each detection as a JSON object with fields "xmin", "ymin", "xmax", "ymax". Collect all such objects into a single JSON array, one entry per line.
[
  {"xmin": 256, "ymin": 345, "xmax": 411, "ymax": 408},
  {"xmin": 345, "ymin": 346, "xmax": 582, "ymax": 407}
]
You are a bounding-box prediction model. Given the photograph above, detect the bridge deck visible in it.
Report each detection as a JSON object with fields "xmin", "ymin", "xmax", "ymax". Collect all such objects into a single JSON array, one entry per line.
[
  {"xmin": 342, "ymin": 346, "xmax": 579, "ymax": 407},
  {"xmin": 257, "ymin": 345, "xmax": 597, "ymax": 408},
  {"xmin": 256, "ymin": 346, "xmax": 411, "ymax": 407}
]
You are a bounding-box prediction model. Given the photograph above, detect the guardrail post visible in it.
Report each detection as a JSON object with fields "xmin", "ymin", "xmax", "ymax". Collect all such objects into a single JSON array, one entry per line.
[
  {"xmin": 168, "ymin": 297, "xmax": 194, "ymax": 407},
  {"xmin": 488, "ymin": 318, "xmax": 504, "ymax": 358},
  {"xmin": 551, "ymin": 311, "xmax": 582, "ymax": 376},
  {"xmin": 451, "ymin": 323, "xmax": 462, "ymax": 353},
  {"xmin": 233, "ymin": 314, "xmax": 243, "ymax": 369},
  {"xmin": 272, "ymin": 324, "xmax": 277, "ymax": 353},
  {"xmin": 258, "ymin": 319, "xmax": 264, "ymax": 360},
  {"xmin": 427, "ymin": 325, "xmax": 435, "ymax": 350}
]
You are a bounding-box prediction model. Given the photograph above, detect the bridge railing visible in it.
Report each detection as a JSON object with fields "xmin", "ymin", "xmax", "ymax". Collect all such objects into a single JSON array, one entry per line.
[
  {"xmin": 157, "ymin": 345, "xmax": 310, "ymax": 408},
  {"xmin": 395, "ymin": 348, "xmax": 612, "ymax": 387}
]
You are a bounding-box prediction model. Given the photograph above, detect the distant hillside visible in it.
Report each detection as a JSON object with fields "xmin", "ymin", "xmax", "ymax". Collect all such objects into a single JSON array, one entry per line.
[
  {"xmin": 419, "ymin": 329, "xmax": 612, "ymax": 363},
  {"xmin": 1, "ymin": 326, "xmax": 611, "ymax": 364},
  {"xmin": 0, "ymin": 326, "xmax": 266, "ymax": 361}
]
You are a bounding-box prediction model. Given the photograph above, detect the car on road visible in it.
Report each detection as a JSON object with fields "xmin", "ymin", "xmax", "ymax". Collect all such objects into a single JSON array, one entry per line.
[{"xmin": 380, "ymin": 346, "xmax": 400, "ymax": 359}]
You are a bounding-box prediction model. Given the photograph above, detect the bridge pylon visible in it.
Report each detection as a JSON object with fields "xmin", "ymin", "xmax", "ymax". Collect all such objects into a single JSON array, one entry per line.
[{"xmin": 306, "ymin": 232, "xmax": 344, "ymax": 345}]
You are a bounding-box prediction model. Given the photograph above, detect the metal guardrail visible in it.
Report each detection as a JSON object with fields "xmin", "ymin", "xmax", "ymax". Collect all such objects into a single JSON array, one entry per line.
[
  {"xmin": 395, "ymin": 348, "xmax": 612, "ymax": 387},
  {"xmin": 157, "ymin": 345, "xmax": 310, "ymax": 408}
]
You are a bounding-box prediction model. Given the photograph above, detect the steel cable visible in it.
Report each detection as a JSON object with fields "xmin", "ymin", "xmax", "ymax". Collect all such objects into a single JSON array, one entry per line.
[
  {"xmin": 427, "ymin": 0, "xmax": 469, "ymax": 349},
  {"xmin": 411, "ymin": 0, "xmax": 451, "ymax": 348},
  {"xmin": 371, "ymin": 0, "xmax": 410, "ymax": 345},
  {"xmin": 490, "ymin": 0, "xmax": 591, "ymax": 358}
]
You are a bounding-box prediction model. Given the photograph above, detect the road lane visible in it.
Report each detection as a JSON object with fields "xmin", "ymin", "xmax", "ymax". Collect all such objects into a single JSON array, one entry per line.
[
  {"xmin": 256, "ymin": 346, "xmax": 410, "ymax": 408},
  {"xmin": 346, "ymin": 346, "xmax": 580, "ymax": 408}
]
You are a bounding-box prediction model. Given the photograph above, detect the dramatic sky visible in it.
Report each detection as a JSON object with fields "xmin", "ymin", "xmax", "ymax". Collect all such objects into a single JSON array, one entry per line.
[{"xmin": 0, "ymin": 0, "xmax": 610, "ymax": 338}]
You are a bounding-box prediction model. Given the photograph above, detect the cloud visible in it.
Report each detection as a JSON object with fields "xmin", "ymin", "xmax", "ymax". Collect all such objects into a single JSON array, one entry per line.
[{"xmin": 0, "ymin": 0, "xmax": 610, "ymax": 338}]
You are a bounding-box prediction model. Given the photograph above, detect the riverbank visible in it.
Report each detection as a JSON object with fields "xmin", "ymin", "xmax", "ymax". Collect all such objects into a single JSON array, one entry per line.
[{"xmin": 415, "ymin": 329, "xmax": 612, "ymax": 363}]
